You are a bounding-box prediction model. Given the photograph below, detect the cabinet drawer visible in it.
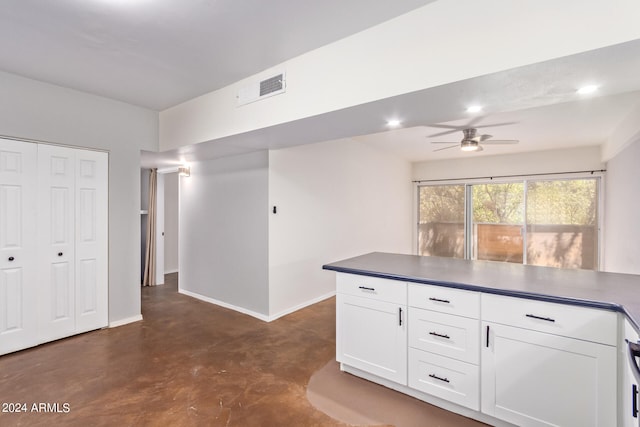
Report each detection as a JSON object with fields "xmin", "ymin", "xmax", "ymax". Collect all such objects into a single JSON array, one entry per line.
[
  {"xmin": 409, "ymin": 348, "xmax": 479, "ymax": 410},
  {"xmin": 482, "ymin": 293, "xmax": 617, "ymax": 346},
  {"xmin": 409, "ymin": 308, "xmax": 480, "ymax": 364},
  {"xmin": 409, "ymin": 283, "xmax": 479, "ymax": 318},
  {"xmin": 337, "ymin": 273, "xmax": 406, "ymax": 305}
]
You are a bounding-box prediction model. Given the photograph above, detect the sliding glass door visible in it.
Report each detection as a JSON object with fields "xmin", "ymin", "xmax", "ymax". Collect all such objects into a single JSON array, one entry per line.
[
  {"xmin": 417, "ymin": 185, "xmax": 465, "ymax": 258},
  {"xmin": 472, "ymin": 182, "xmax": 524, "ymax": 264},
  {"xmin": 417, "ymin": 176, "xmax": 600, "ymax": 270},
  {"xmin": 526, "ymin": 179, "xmax": 598, "ymax": 269}
]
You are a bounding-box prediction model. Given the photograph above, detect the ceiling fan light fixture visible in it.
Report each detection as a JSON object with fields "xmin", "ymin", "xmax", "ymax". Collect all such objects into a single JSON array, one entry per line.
[
  {"xmin": 466, "ymin": 105, "xmax": 483, "ymax": 113},
  {"xmin": 460, "ymin": 140, "xmax": 479, "ymax": 152}
]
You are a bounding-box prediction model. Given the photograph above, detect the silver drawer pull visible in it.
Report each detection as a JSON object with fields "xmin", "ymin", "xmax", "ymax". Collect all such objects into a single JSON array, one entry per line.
[
  {"xmin": 429, "ymin": 297, "xmax": 450, "ymax": 304},
  {"xmin": 526, "ymin": 314, "xmax": 555, "ymax": 322},
  {"xmin": 429, "ymin": 374, "xmax": 450, "ymax": 383},
  {"xmin": 358, "ymin": 286, "xmax": 375, "ymax": 291},
  {"xmin": 429, "ymin": 332, "xmax": 450, "ymax": 339}
]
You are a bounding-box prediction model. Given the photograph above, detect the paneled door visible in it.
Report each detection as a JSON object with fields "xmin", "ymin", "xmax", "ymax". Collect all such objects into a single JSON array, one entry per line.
[
  {"xmin": 38, "ymin": 144, "xmax": 76, "ymax": 341},
  {"xmin": 0, "ymin": 138, "xmax": 38, "ymax": 355},
  {"xmin": 74, "ymin": 149, "xmax": 108, "ymax": 333}
]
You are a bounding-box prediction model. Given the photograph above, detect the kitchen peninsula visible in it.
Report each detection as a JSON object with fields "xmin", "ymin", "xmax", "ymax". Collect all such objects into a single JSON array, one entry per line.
[{"xmin": 323, "ymin": 252, "xmax": 640, "ymax": 427}]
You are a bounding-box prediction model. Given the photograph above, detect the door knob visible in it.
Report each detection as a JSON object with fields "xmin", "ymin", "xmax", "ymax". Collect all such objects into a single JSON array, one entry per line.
[
  {"xmin": 8, "ymin": 256, "xmax": 14, "ymax": 261},
  {"xmin": 58, "ymin": 252, "xmax": 63, "ymax": 257}
]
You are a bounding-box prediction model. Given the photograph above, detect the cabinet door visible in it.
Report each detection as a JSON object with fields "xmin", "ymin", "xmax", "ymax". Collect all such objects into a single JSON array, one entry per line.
[
  {"xmin": 0, "ymin": 139, "xmax": 38, "ymax": 355},
  {"xmin": 38, "ymin": 144, "xmax": 76, "ymax": 341},
  {"xmin": 481, "ymin": 322, "xmax": 616, "ymax": 427},
  {"xmin": 74, "ymin": 150, "xmax": 108, "ymax": 333},
  {"xmin": 337, "ymin": 293, "xmax": 407, "ymax": 384}
]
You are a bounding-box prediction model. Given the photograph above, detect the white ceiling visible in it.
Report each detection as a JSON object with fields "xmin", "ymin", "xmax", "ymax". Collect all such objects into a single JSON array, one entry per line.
[
  {"xmin": 1, "ymin": 1, "xmax": 639, "ymax": 166},
  {"xmin": 141, "ymin": 39, "xmax": 640, "ymax": 167},
  {"xmin": 0, "ymin": 0, "xmax": 434, "ymax": 110},
  {"xmin": 358, "ymin": 91, "xmax": 640, "ymax": 162}
]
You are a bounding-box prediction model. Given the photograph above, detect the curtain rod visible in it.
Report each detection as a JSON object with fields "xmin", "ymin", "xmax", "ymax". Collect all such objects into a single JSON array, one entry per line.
[{"xmin": 412, "ymin": 169, "xmax": 606, "ymax": 184}]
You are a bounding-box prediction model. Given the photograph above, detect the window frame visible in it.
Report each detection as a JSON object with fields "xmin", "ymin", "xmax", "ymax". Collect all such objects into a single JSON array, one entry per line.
[{"xmin": 415, "ymin": 173, "xmax": 603, "ymax": 271}]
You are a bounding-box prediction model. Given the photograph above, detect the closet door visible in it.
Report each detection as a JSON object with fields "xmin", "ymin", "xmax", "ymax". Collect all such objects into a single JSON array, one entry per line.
[
  {"xmin": 38, "ymin": 144, "xmax": 76, "ymax": 341},
  {"xmin": 75, "ymin": 150, "xmax": 108, "ymax": 332},
  {"xmin": 0, "ymin": 139, "xmax": 38, "ymax": 355}
]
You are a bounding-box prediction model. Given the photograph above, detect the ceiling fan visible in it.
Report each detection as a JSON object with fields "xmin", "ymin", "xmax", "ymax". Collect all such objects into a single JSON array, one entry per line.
[{"xmin": 430, "ymin": 128, "xmax": 519, "ymax": 152}]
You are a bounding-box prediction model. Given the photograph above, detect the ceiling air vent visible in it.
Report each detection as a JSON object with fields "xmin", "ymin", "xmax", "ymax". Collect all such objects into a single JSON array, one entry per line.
[{"xmin": 237, "ymin": 72, "xmax": 286, "ymax": 106}]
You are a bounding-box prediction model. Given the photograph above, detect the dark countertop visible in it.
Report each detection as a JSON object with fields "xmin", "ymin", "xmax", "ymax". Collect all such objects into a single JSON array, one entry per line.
[{"xmin": 323, "ymin": 252, "xmax": 640, "ymax": 332}]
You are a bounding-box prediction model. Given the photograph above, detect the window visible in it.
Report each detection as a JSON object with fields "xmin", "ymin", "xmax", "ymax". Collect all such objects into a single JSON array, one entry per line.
[
  {"xmin": 417, "ymin": 176, "xmax": 600, "ymax": 270},
  {"xmin": 418, "ymin": 185, "xmax": 465, "ymax": 258},
  {"xmin": 472, "ymin": 182, "xmax": 524, "ymax": 264},
  {"xmin": 526, "ymin": 179, "xmax": 598, "ymax": 269}
]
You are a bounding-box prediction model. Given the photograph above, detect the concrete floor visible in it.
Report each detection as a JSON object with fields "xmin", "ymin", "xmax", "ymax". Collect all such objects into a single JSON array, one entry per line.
[{"xmin": 0, "ymin": 274, "xmax": 483, "ymax": 426}]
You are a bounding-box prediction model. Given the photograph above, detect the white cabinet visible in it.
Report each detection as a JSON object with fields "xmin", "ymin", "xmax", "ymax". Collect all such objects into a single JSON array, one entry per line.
[
  {"xmin": 622, "ymin": 319, "xmax": 640, "ymax": 427},
  {"xmin": 0, "ymin": 139, "xmax": 108, "ymax": 355},
  {"xmin": 333, "ymin": 269, "xmax": 626, "ymax": 427},
  {"xmin": 407, "ymin": 284, "xmax": 480, "ymax": 409},
  {"xmin": 336, "ymin": 273, "xmax": 407, "ymax": 384},
  {"xmin": 481, "ymin": 294, "xmax": 617, "ymax": 427}
]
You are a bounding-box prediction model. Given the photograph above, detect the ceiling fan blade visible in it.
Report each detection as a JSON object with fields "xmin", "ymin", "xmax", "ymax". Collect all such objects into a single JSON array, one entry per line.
[
  {"xmin": 432, "ymin": 144, "xmax": 459, "ymax": 152},
  {"xmin": 479, "ymin": 134, "xmax": 493, "ymax": 142},
  {"xmin": 466, "ymin": 116, "xmax": 485, "ymax": 128},
  {"xmin": 482, "ymin": 139, "xmax": 519, "ymax": 144},
  {"xmin": 473, "ymin": 121, "xmax": 518, "ymax": 129},
  {"xmin": 428, "ymin": 117, "xmax": 484, "ymax": 134},
  {"xmin": 427, "ymin": 123, "xmax": 466, "ymax": 130},
  {"xmin": 427, "ymin": 128, "xmax": 464, "ymax": 138},
  {"xmin": 430, "ymin": 141, "xmax": 459, "ymax": 144}
]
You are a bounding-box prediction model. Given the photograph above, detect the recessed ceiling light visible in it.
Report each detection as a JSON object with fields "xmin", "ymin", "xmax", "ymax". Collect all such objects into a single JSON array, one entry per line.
[
  {"xmin": 577, "ymin": 85, "xmax": 599, "ymax": 95},
  {"xmin": 386, "ymin": 119, "xmax": 402, "ymax": 128},
  {"xmin": 466, "ymin": 105, "xmax": 483, "ymax": 113}
]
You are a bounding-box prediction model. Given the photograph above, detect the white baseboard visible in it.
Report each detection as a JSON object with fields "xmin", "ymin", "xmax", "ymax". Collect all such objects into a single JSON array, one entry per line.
[
  {"xmin": 268, "ymin": 291, "xmax": 336, "ymax": 322},
  {"xmin": 109, "ymin": 314, "xmax": 143, "ymax": 328},
  {"xmin": 164, "ymin": 269, "xmax": 179, "ymax": 275},
  {"xmin": 178, "ymin": 288, "xmax": 336, "ymax": 322},
  {"xmin": 178, "ymin": 288, "xmax": 270, "ymax": 322}
]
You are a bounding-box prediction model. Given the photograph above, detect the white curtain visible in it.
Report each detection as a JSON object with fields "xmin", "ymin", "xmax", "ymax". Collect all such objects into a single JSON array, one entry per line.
[{"xmin": 143, "ymin": 168, "xmax": 157, "ymax": 286}]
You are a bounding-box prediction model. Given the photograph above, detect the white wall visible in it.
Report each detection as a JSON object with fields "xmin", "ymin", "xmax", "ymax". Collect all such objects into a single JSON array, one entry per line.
[
  {"xmin": 179, "ymin": 151, "xmax": 269, "ymax": 317},
  {"xmin": 603, "ymin": 139, "xmax": 640, "ymax": 274},
  {"xmin": 602, "ymin": 103, "xmax": 640, "ymax": 161},
  {"xmin": 0, "ymin": 70, "xmax": 159, "ymax": 325},
  {"xmin": 160, "ymin": 0, "xmax": 640, "ymax": 150},
  {"xmin": 412, "ymin": 146, "xmax": 604, "ymax": 181},
  {"xmin": 164, "ymin": 172, "xmax": 179, "ymax": 274},
  {"xmin": 268, "ymin": 138, "xmax": 413, "ymax": 317}
]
